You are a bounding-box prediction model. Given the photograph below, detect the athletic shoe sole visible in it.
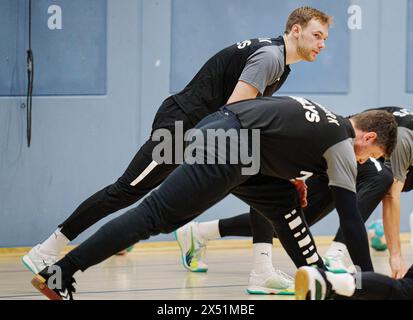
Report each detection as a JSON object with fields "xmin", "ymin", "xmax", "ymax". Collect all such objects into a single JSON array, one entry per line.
[
  {"xmin": 246, "ymin": 286, "xmax": 295, "ymax": 295},
  {"xmin": 31, "ymin": 275, "xmax": 62, "ymax": 300},
  {"xmin": 295, "ymin": 268, "xmax": 311, "ymax": 300},
  {"xmin": 116, "ymin": 245, "xmax": 135, "ymax": 256},
  {"xmin": 295, "ymin": 267, "xmax": 326, "ymax": 300}
]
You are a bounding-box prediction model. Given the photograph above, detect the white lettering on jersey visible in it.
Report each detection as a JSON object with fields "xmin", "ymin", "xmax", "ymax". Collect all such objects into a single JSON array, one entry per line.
[
  {"xmin": 289, "ymin": 96, "xmax": 320, "ymax": 122},
  {"xmin": 237, "ymin": 40, "xmax": 252, "ymax": 49},
  {"xmin": 289, "ymin": 96, "xmax": 340, "ymax": 126},
  {"xmin": 312, "ymin": 101, "xmax": 340, "ymax": 126},
  {"xmin": 393, "ymin": 108, "xmax": 413, "ymax": 117},
  {"xmin": 304, "ymin": 105, "xmax": 320, "ymax": 122},
  {"xmin": 369, "ymin": 157, "xmax": 383, "ymax": 172},
  {"xmin": 295, "ymin": 171, "xmax": 314, "ymax": 181},
  {"xmin": 258, "ymin": 38, "xmax": 272, "ymax": 43}
]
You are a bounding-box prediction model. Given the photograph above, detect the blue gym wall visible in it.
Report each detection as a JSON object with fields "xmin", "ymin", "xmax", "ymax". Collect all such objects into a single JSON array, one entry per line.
[{"xmin": 0, "ymin": 0, "xmax": 412, "ymax": 247}]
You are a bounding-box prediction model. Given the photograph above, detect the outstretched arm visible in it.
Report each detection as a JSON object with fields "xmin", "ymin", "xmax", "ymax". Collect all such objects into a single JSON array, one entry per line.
[
  {"xmin": 331, "ymin": 186, "xmax": 374, "ymax": 271},
  {"xmin": 323, "ymin": 139, "xmax": 373, "ymax": 271},
  {"xmin": 382, "ymin": 179, "xmax": 407, "ymax": 279}
]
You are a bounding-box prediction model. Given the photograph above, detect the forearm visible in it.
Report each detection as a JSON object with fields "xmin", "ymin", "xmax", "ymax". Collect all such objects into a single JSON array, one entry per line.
[{"xmin": 382, "ymin": 181, "xmax": 403, "ymax": 257}]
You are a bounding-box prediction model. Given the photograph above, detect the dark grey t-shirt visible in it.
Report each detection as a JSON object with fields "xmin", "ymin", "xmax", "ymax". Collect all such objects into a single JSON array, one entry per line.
[
  {"xmin": 389, "ymin": 127, "xmax": 413, "ymax": 182},
  {"xmin": 365, "ymin": 107, "xmax": 413, "ymax": 184},
  {"xmin": 323, "ymin": 139, "xmax": 357, "ymax": 192}
]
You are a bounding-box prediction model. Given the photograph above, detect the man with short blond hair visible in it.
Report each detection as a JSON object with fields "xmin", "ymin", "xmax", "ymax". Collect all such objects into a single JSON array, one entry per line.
[{"xmin": 285, "ymin": 6, "xmax": 333, "ymax": 34}]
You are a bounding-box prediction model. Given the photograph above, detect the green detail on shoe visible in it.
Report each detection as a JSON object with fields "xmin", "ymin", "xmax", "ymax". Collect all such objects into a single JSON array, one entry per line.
[
  {"xmin": 21, "ymin": 257, "xmax": 35, "ymax": 274},
  {"xmin": 246, "ymin": 288, "xmax": 295, "ymax": 295},
  {"xmin": 173, "ymin": 229, "xmax": 207, "ymax": 273},
  {"xmin": 324, "ymin": 258, "xmax": 348, "ymax": 274},
  {"xmin": 315, "ymin": 280, "xmax": 323, "ymax": 300},
  {"xmin": 246, "ymin": 289, "xmax": 267, "ymax": 295},
  {"xmin": 326, "ymin": 266, "xmax": 348, "ymax": 274},
  {"xmin": 182, "ymin": 227, "xmax": 195, "ymax": 268},
  {"xmin": 189, "ymin": 267, "xmax": 208, "ymax": 273},
  {"xmin": 276, "ymin": 290, "xmax": 295, "ymax": 295}
]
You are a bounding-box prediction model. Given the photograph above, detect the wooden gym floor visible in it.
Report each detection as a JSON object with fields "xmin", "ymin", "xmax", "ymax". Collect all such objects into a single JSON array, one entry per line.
[{"xmin": 0, "ymin": 238, "xmax": 412, "ymax": 300}]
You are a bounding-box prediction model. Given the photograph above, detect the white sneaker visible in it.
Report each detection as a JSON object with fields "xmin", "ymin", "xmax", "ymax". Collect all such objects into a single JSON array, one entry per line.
[
  {"xmin": 323, "ymin": 250, "xmax": 350, "ymax": 274},
  {"xmin": 295, "ymin": 266, "xmax": 333, "ymax": 300},
  {"xmin": 247, "ymin": 269, "xmax": 295, "ymax": 295},
  {"xmin": 21, "ymin": 244, "xmax": 58, "ymax": 274},
  {"xmin": 174, "ymin": 222, "xmax": 208, "ymax": 272}
]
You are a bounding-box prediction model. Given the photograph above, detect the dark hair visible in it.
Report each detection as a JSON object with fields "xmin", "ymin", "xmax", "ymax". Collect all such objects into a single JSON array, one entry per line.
[
  {"xmin": 351, "ymin": 110, "xmax": 398, "ymax": 156},
  {"xmin": 284, "ymin": 6, "xmax": 333, "ymax": 34}
]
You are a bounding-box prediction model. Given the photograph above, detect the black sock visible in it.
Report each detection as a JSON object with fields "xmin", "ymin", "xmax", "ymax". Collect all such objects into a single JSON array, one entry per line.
[
  {"xmin": 54, "ymin": 256, "xmax": 80, "ymax": 281},
  {"xmin": 219, "ymin": 213, "xmax": 253, "ymax": 237}
]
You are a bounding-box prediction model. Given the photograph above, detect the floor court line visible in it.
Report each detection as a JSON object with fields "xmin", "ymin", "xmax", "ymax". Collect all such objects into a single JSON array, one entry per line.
[{"xmin": 0, "ymin": 284, "xmax": 247, "ymax": 299}]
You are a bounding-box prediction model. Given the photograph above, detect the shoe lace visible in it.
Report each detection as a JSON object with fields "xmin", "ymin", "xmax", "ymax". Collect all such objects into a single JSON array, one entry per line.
[
  {"xmin": 326, "ymin": 249, "xmax": 345, "ymax": 262},
  {"xmin": 35, "ymin": 246, "xmax": 58, "ymax": 265},
  {"xmin": 194, "ymin": 240, "xmax": 206, "ymax": 262},
  {"xmin": 274, "ymin": 269, "xmax": 294, "ymax": 285},
  {"xmin": 190, "ymin": 224, "xmax": 206, "ymax": 263},
  {"xmin": 41, "ymin": 257, "xmax": 58, "ymax": 267}
]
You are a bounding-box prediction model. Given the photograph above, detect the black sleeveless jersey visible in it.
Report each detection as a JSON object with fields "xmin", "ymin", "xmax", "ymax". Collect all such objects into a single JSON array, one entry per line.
[
  {"xmin": 226, "ymin": 96, "xmax": 355, "ymax": 180},
  {"xmin": 173, "ymin": 36, "xmax": 290, "ymax": 125}
]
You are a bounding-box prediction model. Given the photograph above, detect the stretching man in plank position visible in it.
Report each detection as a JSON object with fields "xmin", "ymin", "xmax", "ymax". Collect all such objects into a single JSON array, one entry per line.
[
  {"xmin": 29, "ymin": 96, "xmax": 397, "ymax": 300},
  {"xmin": 176, "ymin": 106, "xmax": 411, "ymax": 295}
]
